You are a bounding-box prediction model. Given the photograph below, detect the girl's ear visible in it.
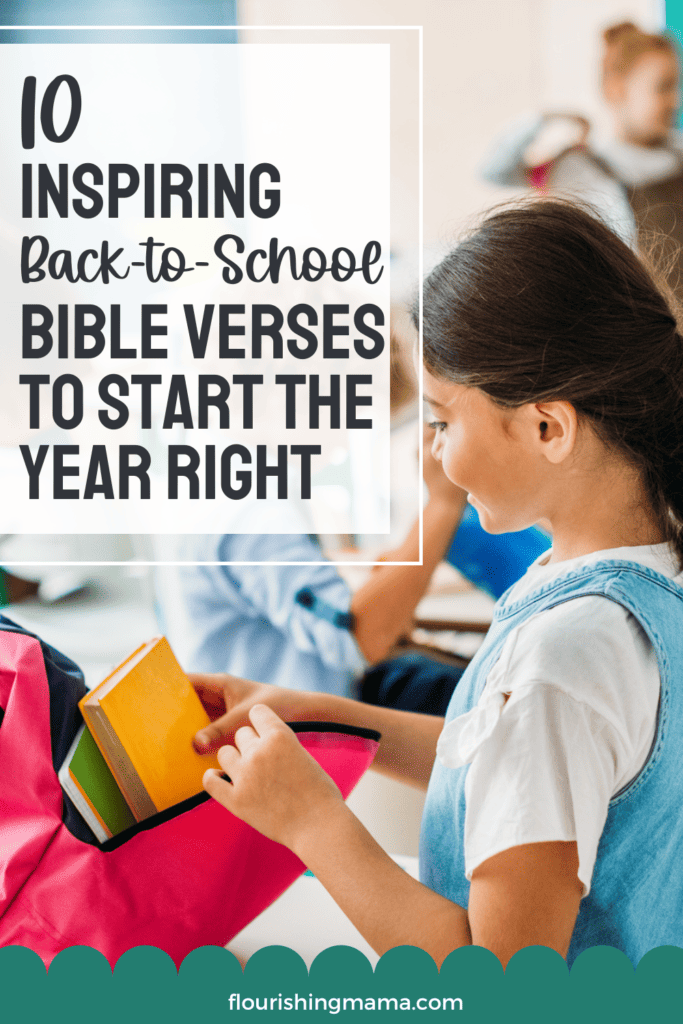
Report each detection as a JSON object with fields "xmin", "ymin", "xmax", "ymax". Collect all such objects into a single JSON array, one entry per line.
[{"xmin": 533, "ymin": 401, "xmax": 578, "ymax": 464}]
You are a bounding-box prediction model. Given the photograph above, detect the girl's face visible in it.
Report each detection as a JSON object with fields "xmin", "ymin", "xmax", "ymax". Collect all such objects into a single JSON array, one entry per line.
[
  {"xmin": 611, "ymin": 50, "xmax": 680, "ymax": 145},
  {"xmin": 424, "ymin": 369, "xmax": 549, "ymax": 535}
]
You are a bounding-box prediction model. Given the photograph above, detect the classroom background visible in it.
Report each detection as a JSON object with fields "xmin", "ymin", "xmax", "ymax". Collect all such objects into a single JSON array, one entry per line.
[{"xmin": 0, "ymin": 0, "xmax": 676, "ymax": 964}]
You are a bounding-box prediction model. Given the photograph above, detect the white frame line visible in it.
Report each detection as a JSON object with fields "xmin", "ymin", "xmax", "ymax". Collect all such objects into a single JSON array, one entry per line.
[{"xmin": 2, "ymin": 22, "xmax": 423, "ymax": 568}]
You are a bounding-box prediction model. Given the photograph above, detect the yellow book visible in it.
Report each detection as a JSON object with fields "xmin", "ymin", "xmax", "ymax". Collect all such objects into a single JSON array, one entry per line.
[{"xmin": 78, "ymin": 637, "xmax": 215, "ymax": 821}]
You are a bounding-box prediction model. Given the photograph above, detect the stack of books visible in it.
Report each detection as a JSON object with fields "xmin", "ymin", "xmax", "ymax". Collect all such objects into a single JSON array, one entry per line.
[{"xmin": 59, "ymin": 636, "xmax": 216, "ymax": 843}]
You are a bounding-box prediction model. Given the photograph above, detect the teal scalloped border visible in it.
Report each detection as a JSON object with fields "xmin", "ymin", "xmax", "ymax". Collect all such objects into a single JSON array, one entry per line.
[{"xmin": 1, "ymin": 944, "xmax": 681, "ymax": 1023}]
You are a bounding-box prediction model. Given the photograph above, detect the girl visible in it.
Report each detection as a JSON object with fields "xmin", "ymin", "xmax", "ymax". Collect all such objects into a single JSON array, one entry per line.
[
  {"xmin": 191, "ymin": 199, "xmax": 683, "ymax": 967},
  {"xmin": 481, "ymin": 23, "xmax": 683, "ymax": 291}
]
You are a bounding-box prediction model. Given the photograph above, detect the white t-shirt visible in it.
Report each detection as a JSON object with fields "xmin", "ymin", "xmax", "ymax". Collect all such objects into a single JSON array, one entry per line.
[{"xmin": 436, "ymin": 543, "xmax": 682, "ymax": 895}]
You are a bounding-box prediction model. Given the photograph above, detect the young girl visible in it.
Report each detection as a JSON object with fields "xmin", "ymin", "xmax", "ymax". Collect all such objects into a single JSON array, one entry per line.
[
  {"xmin": 481, "ymin": 22, "xmax": 683, "ymax": 290},
  {"xmin": 191, "ymin": 199, "xmax": 683, "ymax": 967}
]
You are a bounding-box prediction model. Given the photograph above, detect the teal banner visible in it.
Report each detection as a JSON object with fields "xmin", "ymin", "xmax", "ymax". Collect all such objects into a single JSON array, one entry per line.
[
  {"xmin": 2, "ymin": 944, "xmax": 682, "ymax": 1024},
  {"xmin": 667, "ymin": 0, "xmax": 683, "ymax": 115}
]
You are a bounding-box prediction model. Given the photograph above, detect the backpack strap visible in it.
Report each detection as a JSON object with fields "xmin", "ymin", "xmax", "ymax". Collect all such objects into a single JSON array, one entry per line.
[
  {"xmin": 0, "ymin": 616, "xmax": 97, "ymax": 843},
  {"xmin": 528, "ymin": 144, "xmax": 619, "ymax": 190}
]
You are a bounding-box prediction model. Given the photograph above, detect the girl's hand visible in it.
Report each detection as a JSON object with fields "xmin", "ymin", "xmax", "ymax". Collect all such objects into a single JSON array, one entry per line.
[
  {"xmin": 203, "ymin": 704, "xmax": 347, "ymax": 854},
  {"xmin": 191, "ymin": 673, "xmax": 319, "ymax": 753}
]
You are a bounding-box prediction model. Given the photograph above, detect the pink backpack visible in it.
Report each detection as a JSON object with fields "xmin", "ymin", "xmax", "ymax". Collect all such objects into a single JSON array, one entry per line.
[{"xmin": 0, "ymin": 620, "xmax": 379, "ymax": 966}]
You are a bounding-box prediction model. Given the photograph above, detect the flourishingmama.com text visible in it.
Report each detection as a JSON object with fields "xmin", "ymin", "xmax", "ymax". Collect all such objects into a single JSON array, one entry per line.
[{"xmin": 226, "ymin": 993, "xmax": 463, "ymax": 1013}]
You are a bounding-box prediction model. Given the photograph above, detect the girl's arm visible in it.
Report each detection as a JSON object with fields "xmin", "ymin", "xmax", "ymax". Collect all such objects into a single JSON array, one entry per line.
[
  {"xmin": 350, "ymin": 429, "xmax": 467, "ymax": 664},
  {"xmin": 192, "ymin": 673, "xmax": 443, "ymax": 789},
  {"xmin": 479, "ymin": 112, "xmax": 545, "ymax": 186},
  {"xmin": 204, "ymin": 704, "xmax": 582, "ymax": 966},
  {"xmin": 468, "ymin": 842, "xmax": 582, "ymax": 965},
  {"xmin": 479, "ymin": 111, "xmax": 590, "ymax": 187},
  {"xmin": 350, "ymin": 493, "xmax": 466, "ymax": 663}
]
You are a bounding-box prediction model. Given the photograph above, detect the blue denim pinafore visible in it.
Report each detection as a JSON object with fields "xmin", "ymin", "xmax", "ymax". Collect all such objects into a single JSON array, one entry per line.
[{"xmin": 419, "ymin": 560, "xmax": 683, "ymax": 964}]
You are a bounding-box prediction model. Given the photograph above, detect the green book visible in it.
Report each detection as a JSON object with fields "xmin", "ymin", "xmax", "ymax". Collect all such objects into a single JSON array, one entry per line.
[{"xmin": 59, "ymin": 725, "xmax": 136, "ymax": 842}]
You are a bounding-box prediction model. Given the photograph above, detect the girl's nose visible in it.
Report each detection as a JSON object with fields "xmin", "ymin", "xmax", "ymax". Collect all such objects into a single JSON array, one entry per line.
[{"xmin": 431, "ymin": 434, "xmax": 443, "ymax": 460}]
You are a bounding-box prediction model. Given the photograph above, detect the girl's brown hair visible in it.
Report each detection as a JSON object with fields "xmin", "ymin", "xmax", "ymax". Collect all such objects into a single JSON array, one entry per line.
[
  {"xmin": 602, "ymin": 21, "xmax": 676, "ymax": 89},
  {"xmin": 417, "ymin": 199, "xmax": 683, "ymax": 560}
]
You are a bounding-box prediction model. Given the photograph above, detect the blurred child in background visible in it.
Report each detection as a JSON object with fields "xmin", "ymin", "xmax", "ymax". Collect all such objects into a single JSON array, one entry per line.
[{"xmin": 481, "ymin": 21, "xmax": 683, "ymax": 296}]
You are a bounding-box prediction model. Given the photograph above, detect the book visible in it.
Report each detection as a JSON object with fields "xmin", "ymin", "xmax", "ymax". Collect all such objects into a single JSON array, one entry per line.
[
  {"xmin": 59, "ymin": 724, "xmax": 137, "ymax": 842},
  {"xmin": 78, "ymin": 636, "xmax": 215, "ymax": 822}
]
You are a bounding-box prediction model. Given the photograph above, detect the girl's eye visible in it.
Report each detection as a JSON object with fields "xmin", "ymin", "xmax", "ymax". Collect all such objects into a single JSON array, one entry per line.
[{"xmin": 428, "ymin": 421, "xmax": 447, "ymax": 433}]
